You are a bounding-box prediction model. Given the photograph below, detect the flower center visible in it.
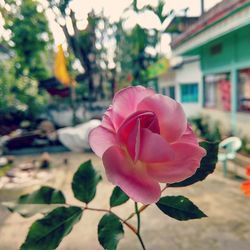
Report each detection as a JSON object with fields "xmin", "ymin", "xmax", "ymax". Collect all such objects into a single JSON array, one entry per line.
[{"xmin": 117, "ymin": 110, "xmax": 160, "ymax": 162}]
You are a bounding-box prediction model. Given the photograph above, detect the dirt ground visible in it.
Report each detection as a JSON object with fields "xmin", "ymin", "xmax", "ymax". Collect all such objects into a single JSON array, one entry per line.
[{"xmin": 0, "ymin": 152, "xmax": 250, "ymax": 250}]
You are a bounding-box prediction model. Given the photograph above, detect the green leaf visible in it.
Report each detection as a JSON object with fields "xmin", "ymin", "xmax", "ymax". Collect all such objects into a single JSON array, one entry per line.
[
  {"xmin": 72, "ymin": 160, "xmax": 102, "ymax": 203},
  {"xmin": 20, "ymin": 206, "xmax": 83, "ymax": 250},
  {"xmin": 18, "ymin": 186, "xmax": 66, "ymax": 204},
  {"xmin": 98, "ymin": 213, "xmax": 124, "ymax": 250},
  {"xmin": 110, "ymin": 186, "xmax": 129, "ymax": 208},
  {"xmin": 169, "ymin": 141, "xmax": 218, "ymax": 187},
  {"xmin": 4, "ymin": 186, "xmax": 66, "ymax": 217},
  {"xmin": 156, "ymin": 196, "xmax": 207, "ymax": 221}
]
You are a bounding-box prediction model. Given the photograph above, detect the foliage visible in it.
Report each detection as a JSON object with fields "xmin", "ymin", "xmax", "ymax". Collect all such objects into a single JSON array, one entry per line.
[
  {"xmin": 2, "ymin": 0, "xmax": 54, "ymax": 80},
  {"xmin": 156, "ymin": 196, "xmax": 207, "ymax": 221},
  {"xmin": 125, "ymin": 0, "xmax": 171, "ymax": 24},
  {"xmin": 98, "ymin": 214, "xmax": 124, "ymax": 250},
  {"xmin": 46, "ymin": 1, "xmax": 111, "ymax": 100},
  {"xmin": 0, "ymin": 0, "xmax": 53, "ymax": 117},
  {"xmin": 18, "ymin": 186, "xmax": 65, "ymax": 205},
  {"xmin": 114, "ymin": 0, "xmax": 173, "ymax": 89},
  {"xmin": 72, "ymin": 160, "xmax": 102, "ymax": 203},
  {"xmin": 110, "ymin": 186, "xmax": 129, "ymax": 208},
  {"xmin": 0, "ymin": 0, "xmax": 173, "ymax": 114},
  {"xmin": 169, "ymin": 141, "xmax": 218, "ymax": 187},
  {"xmin": 143, "ymin": 0, "xmax": 171, "ymax": 24},
  {"xmin": 6, "ymin": 141, "xmax": 218, "ymax": 250},
  {"xmin": 190, "ymin": 116, "xmax": 222, "ymax": 141},
  {"xmin": 0, "ymin": 1, "xmax": 220, "ymax": 248},
  {"xmin": 20, "ymin": 206, "xmax": 83, "ymax": 250},
  {"xmin": 6, "ymin": 186, "xmax": 65, "ymax": 217},
  {"xmin": 114, "ymin": 22, "xmax": 159, "ymax": 86},
  {"xmin": 0, "ymin": 58, "xmax": 49, "ymax": 115}
]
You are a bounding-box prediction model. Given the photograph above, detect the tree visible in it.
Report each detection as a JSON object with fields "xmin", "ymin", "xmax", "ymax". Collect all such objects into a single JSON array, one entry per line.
[
  {"xmin": 1, "ymin": 0, "xmax": 54, "ymax": 80},
  {"xmin": 46, "ymin": 1, "xmax": 110, "ymax": 102},
  {"xmin": 114, "ymin": 22, "xmax": 159, "ymax": 87},
  {"xmin": 0, "ymin": 57, "xmax": 49, "ymax": 117},
  {"xmin": 114, "ymin": 0, "xmax": 172, "ymax": 88},
  {"xmin": 0, "ymin": 0, "xmax": 53, "ymax": 118}
]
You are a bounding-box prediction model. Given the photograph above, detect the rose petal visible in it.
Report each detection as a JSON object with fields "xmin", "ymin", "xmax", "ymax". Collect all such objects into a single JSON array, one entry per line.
[
  {"xmin": 139, "ymin": 128, "xmax": 174, "ymax": 163},
  {"xmin": 126, "ymin": 119, "xmax": 141, "ymax": 161},
  {"xmin": 117, "ymin": 110, "xmax": 160, "ymax": 145},
  {"xmin": 88, "ymin": 126, "xmax": 117, "ymax": 157},
  {"xmin": 176, "ymin": 124, "xmax": 199, "ymax": 145},
  {"xmin": 112, "ymin": 86, "xmax": 155, "ymax": 129},
  {"xmin": 102, "ymin": 145, "xmax": 161, "ymax": 204},
  {"xmin": 137, "ymin": 94, "xmax": 187, "ymax": 142},
  {"xmin": 117, "ymin": 111, "xmax": 160, "ymax": 161},
  {"xmin": 146, "ymin": 142, "xmax": 206, "ymax": 183},
  {"xmin": 101, "ymin": 105, "xmax": 115, "ymax": 132}
]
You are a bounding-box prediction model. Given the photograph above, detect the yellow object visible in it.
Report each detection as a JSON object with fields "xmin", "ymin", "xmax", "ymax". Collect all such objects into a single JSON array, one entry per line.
[
  {"xmin": 54, "ymin": 44, "xmax": 72, "ymax": 86},
  {"xmin": 146, "ymin": 58, "xmax": 169, "ymax": 79}
]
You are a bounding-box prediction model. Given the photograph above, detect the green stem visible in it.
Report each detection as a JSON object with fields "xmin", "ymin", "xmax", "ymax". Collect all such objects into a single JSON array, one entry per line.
[
  {"xmin": 135, "ymin": 202, "xmax": 146, "ymax": 250},
  {"xmin": 125, "ymin": 184, "xmax": 169, "ymax": 222},
  {"xmin": 84, "ymin": 206, "xmax": 137, "ymax": 234}
]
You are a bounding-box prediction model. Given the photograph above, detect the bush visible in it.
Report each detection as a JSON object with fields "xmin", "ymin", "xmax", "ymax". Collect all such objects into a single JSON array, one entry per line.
[{"xmin": 189, "ymin": 116, "xmax": 222, "ymax": 142}]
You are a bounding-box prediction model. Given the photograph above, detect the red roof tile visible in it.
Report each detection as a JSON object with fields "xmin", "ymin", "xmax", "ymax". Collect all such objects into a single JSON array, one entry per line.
[{"xmin": 172, "ymin": 0, "xmax": 249, "ymax": 48}]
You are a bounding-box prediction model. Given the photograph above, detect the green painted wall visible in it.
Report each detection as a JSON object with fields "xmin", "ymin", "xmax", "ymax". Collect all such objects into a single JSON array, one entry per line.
[
  {"xmin": 183, "ymin": 23, "xmax": 250, "ymax": 135},
  {"xmin": 200, "ymin": 24, "xmax": 250, "ymax": 73},
  {"xmin": 236, "ymin": 25, "xmax": 250, "ymax": 63}
]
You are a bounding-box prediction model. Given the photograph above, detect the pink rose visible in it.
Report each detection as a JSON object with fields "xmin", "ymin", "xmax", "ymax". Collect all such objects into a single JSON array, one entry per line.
[{"xmin": 89, "ymin": 86, "xmax": 206, "ymax": 204}]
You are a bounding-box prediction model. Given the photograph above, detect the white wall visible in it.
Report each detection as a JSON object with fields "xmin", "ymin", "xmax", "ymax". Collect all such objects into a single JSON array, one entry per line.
[
  {"xmin": 174, "ymin": 59, "xmax": 202, "ymax": 117},
  {"xmin": 159, "ymin": 59, "xmax": 202, "ymax": 117}
]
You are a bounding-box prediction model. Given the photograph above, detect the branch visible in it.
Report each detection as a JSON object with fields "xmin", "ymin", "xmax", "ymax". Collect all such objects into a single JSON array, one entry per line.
[{"xmin": 84, "ymin": 206, "xmax": 137, "ymax": 234}]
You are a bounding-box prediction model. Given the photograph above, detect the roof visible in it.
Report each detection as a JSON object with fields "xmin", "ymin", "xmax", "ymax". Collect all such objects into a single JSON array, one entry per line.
[
  {"xmin": 165, "ymin": 16, "xmax": 199, "ymax": 34},
  {"xmin": 171, "ymin": 0, "xmax": 249, "ymax": 48}
]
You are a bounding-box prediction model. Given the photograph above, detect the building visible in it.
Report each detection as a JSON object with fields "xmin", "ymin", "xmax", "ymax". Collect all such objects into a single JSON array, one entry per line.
[
  {"xmin": 159, "ymin": 16, "xmax": 202, "ymax": 117},
  {"xmin": 171, "ymin": 0, "xmax": 250, "ymax": 137},
  {"xmin": 159, "ymin": 56, "xmax": 203, "ymax": 117}
]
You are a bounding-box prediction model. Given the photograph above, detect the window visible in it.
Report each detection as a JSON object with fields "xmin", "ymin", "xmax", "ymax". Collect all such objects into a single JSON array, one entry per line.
[
  {"xmin": 238, "ymin": 69, "xmax": 250, "ymax": 112},
  {"xmin": 169, "ymin": 86, "xmax": 175, "ymax": 99},
  {"xmin": 147, "ymin": 79, "xmax": 158, "ymax": 92},
  {"xmin": 204, "ymin": 81, "xmax": 217, "ymax": 108},
  {"xmin": 210, "ymin": 43, "xmax": 222, "ymax": 55},
  {"xmin": 204, "ymin": 73, "xmax": 231, "ymax": 111},
  {"xmin": 161, "ymin": 86, "xmax": 175, "ymax": 100},
  {"xmin": 180, "ymin": 83, "xmax": 198, "ymax": 103}
]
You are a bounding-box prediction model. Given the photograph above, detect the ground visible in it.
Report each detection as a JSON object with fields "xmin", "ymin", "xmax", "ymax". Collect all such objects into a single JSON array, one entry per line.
[{"xmin": 0, "ymin": 152, "xmax": 250, "ymax": 250}]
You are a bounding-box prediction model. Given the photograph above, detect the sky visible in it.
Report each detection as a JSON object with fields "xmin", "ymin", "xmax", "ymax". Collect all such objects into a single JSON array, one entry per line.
[
  {"xmin": 0, "ymin": 0, "xmax": 222, "ymax": 55},
  {"xmin": 45, "ymin": 0, "xmax": 222, "ymax": 46}
]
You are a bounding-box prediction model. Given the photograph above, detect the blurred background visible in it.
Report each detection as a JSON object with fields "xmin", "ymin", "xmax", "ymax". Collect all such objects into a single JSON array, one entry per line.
[{"xmin": 0, "ymin": 0, "xmax": 250, "ymax": 249}]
